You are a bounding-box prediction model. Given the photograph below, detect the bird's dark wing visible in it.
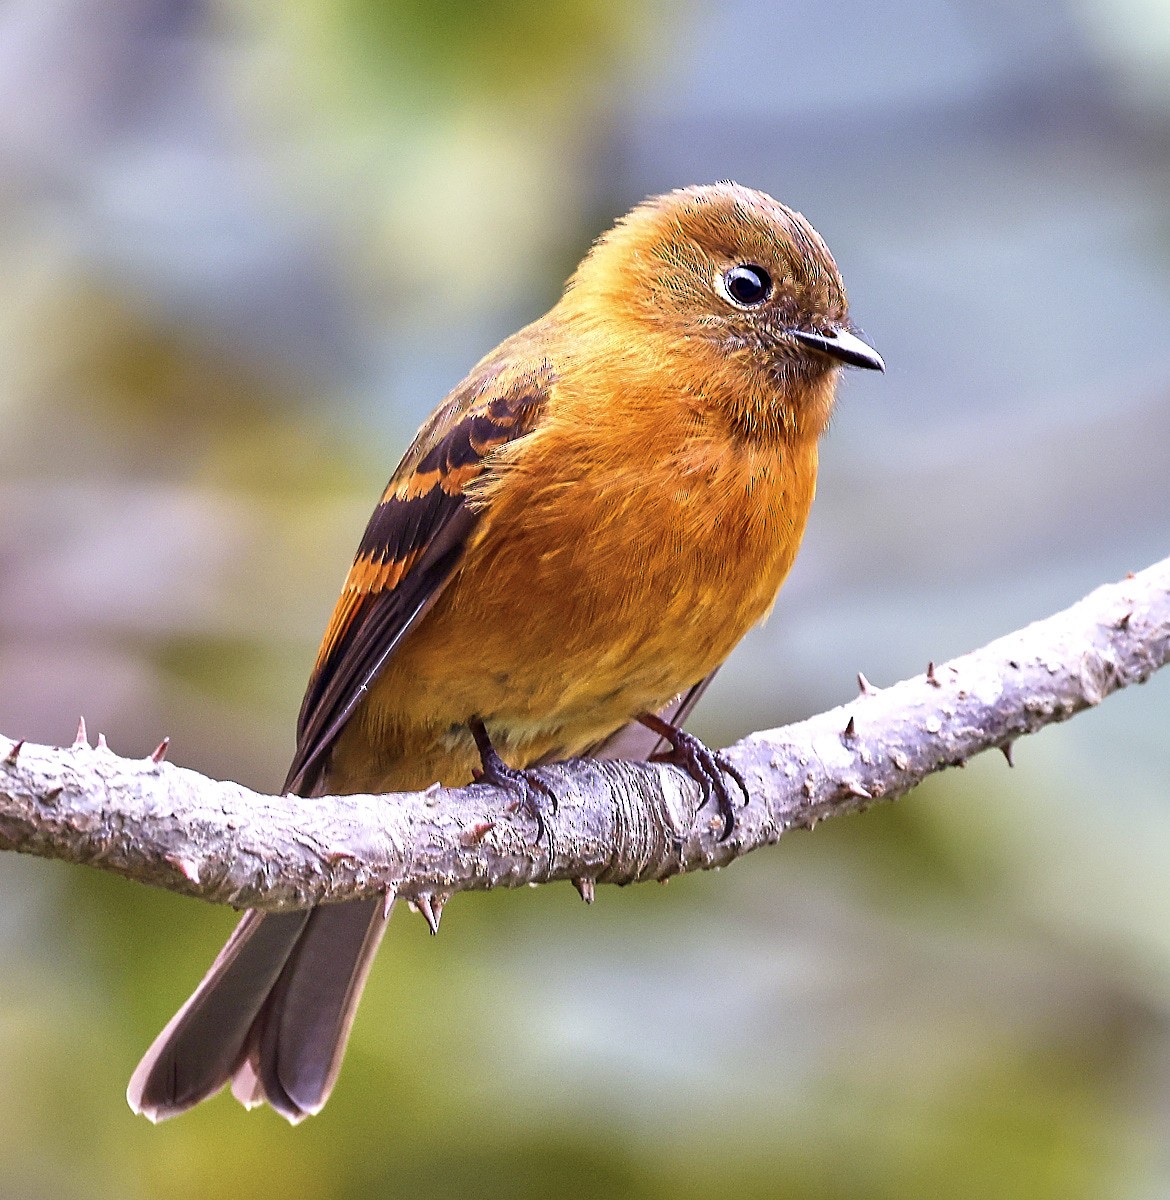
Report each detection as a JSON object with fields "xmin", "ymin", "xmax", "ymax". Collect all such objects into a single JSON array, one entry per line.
[{"xmin": 284, "ymin": 363, "xmax": 553, "ymax": 796}]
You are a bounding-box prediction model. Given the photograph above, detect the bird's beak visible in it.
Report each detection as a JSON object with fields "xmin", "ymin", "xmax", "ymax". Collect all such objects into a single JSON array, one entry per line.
[{"xmin": 790, "ymin": 327, "xmax": 885, "ymax": 372}]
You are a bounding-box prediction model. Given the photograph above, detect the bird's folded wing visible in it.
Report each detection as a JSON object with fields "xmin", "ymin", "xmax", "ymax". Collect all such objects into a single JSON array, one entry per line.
[{"xmin": 284, "ymin": 362, "xmax": 553, "ymax": 795}]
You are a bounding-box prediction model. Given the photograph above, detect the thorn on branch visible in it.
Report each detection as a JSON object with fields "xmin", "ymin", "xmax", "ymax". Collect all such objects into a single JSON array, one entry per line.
[
  {"xmin": 382, "ymin": 886, "xmax": 397, "ymax": 920},
  {"xmin": 843, "ymin": 781, "xmax": 872, "ymax": 800},
  {"xmin": 857, "ymin": 672, "xmax": 876, "ymax": 696},
  {"xmin": 73, "ymin": 717, "xmax": 88, "ymax": 750},
  {"xmin": 415, "ymin": 892, "xmax": 444, "ymax": 935},
  {"xmin": 842, "ymin": 715, "xmax": 857, "ymax": 739},
  {"xmin": 150, "ymin": 738, "xmax": 170, "ymax": 764},
  {"xmin": 462, "ymin": 820, "xmax": 495, "ymax": 845},
  {"xmin": 164, "ymin": 854, "xmax": 201, "ymax": 884},
  {"xmin": 4, "ymin": 739, "xmax": 24, "ymax": 766},
  {"xmin": 1000, "ymin": 741, "xmax": 1015, "ymax": 768},
  {"xmin": 572, "ymin": 877, "xmax": 595, "ymax": 904},
  {"xmin": 96, "ymin": 733, "xmax": 110, "ymax": 752},
  {"xmin": 926, "ymin": 661, "xmax": 941, "ymax": 687}
]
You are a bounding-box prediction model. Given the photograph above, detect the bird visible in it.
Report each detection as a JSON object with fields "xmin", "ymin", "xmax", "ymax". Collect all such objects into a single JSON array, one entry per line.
[{"xmin": 127, "ymin": 181, "xmax": 884, "ymax": 1123}]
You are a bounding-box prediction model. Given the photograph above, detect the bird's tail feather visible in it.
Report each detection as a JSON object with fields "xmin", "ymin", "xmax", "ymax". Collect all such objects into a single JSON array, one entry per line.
[
  {"xmin": 249, "ymin": 897, "xmax": 390, "ymax": 1122},
  {"xmin": 127, "ymin": 898, "xmax": 391, "ymax": 1122}
]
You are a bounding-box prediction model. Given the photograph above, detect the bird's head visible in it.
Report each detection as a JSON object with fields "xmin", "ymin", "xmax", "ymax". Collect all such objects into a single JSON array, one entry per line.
[{"xmin": 564, "ymin": 182, "xmax": 882, "ymax": 439}]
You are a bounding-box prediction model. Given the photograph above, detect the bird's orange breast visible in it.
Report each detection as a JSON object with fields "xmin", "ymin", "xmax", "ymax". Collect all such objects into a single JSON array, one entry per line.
[{"xmin": 327, "ymin": 353, "xmax": 823, "ymax": 794}]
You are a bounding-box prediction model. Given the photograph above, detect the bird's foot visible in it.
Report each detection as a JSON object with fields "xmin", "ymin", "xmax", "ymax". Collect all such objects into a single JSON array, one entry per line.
[
  {"xmin": 469, "ymin": 718, "xmax": 558, "ymax": 846},
  {"xmin": 640, "ymin": 713, "xmax": 748, "ymax": 842}
]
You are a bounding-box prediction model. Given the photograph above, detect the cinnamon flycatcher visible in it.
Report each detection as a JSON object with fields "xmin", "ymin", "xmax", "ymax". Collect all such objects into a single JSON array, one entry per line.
[{"xmin": 128, "ymin": 182, "xmax": 884, "ymax": 1122}]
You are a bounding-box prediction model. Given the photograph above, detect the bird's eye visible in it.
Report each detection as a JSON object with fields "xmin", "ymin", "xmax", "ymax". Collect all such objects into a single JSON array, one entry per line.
[{"xmin": 721, "ymin": 264, "xmax": 772, "ymax": 307}]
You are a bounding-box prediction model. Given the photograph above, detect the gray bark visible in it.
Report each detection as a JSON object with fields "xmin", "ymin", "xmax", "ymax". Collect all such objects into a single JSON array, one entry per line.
[{"xmin": 1, "ymin": 557, "xmax": 1167, "ymax": 918}]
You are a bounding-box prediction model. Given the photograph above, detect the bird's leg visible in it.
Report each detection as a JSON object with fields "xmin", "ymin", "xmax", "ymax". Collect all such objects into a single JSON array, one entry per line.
[
  {"xmin": 469, "ymin": 718, "xmax": 558, "ymax": 847},
  {"xmin": 639, "ymin": 712, "xmax": 749, "ymax": 842}
]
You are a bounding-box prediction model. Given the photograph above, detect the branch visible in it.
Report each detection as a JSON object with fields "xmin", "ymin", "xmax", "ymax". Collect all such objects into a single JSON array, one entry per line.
[{"xmin": 1, "ymin": 557, "xmax": 1167, "ymax": 917}]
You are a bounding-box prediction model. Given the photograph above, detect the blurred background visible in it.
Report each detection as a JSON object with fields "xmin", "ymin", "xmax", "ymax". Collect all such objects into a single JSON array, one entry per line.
[{"xmin": 1, "ymin": 0, "xmax": 1168, "ymax": 1196}]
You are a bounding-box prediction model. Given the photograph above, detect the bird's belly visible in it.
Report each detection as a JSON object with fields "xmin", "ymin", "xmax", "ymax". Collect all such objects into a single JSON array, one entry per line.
[{"xmin": 338, "ymin": 437, "xmax": 817, "ymax": 791}]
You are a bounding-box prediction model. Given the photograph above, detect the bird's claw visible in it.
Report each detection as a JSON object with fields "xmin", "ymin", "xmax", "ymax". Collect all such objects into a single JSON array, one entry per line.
[
  {"xmin": 649, "ymin": 724, "xmax": 748, "ymax": 842},
  {"xmin": 470, "ymin": 719, "xmax": 558, "ymax": 847},
  {"xmin": 491, "ymin": 763, "xmax": 559, "ymax": 846}
]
